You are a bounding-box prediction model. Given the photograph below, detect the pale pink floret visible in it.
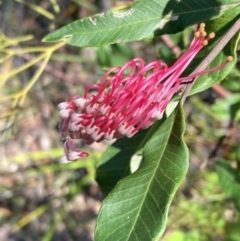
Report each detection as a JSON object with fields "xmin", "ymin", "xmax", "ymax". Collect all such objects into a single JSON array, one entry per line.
[
  {"xmin": 58, "ymin": 23, "xmax": 232, "ymax": 162},
  {"xmin": 60, "ymin": 139, "xmax": 89, "ymax": 162}
]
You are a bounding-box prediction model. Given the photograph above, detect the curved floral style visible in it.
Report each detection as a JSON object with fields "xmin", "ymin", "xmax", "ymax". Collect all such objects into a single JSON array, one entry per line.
[{"xmin": 58, "ymin": 23, "xmax": 232, "ymax": 162}]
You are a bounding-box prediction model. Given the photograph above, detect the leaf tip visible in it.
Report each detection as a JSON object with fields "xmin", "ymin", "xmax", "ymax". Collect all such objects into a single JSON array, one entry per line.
[
  {"xmin": 42, "ymin": 33, "xmax": 55, "ymax": 43},
  {"xmin": 42, "ymin": 31, "xmax": 65, "ymax": 43}
]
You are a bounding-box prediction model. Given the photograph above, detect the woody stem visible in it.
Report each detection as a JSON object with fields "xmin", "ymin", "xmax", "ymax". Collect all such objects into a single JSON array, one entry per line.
[{"xmin": 181, "ymin": 17, "xmax": 240, "ymax": 103}]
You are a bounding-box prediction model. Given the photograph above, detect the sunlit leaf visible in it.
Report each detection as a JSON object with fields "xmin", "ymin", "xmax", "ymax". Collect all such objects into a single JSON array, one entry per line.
[
  {"xmin": 43, "ymin": 0, "xmax": 239, "ymax": 47},
  {"xmin": 95, "ymin": 104, "xmax": 189, "ymax": 241},
  {"xmin": 96, "ymin": 119, "xmax": 164, "ymax": 196}
]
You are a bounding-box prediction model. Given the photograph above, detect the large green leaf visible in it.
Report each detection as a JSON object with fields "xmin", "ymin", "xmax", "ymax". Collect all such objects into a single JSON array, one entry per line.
[
  {"xmin": 43, "ymin": 0, "xmax": 239, "ymax": 47},
  {"xmin": 95, "ymin": 104, "xmax": 189, "ymax": 241},
  {"xmin": 188, "ymin": 7, "xmax": 240, "ymax": 95},
  {"xmin": 96, "ymin": 118, "xmax": 165, "ymax": 196}
]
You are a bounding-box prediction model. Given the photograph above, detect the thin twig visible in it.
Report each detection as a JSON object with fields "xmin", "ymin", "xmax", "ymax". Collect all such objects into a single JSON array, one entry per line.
[
  {"xmin": 21, "ymin": 53, "xmax": 87, "ymax": 86},
  {"xmin": 181, "ymin": 17, "xmax": 240, "ymax": 103},
  {"xmin": 160, "ymin": 35, "xmax": 182, "ymax": 56},
  {"xmin": 212, "ymin": 83, "xmax": 231, "ymax": 98}
]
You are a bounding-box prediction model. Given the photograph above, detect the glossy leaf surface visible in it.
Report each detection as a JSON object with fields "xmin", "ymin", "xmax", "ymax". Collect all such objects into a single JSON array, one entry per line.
[
  {"xmin": 95, "ymin": 105, "xmax": 189, "ymax": 241},
  {"xmin": 43, "ymin": 0, "xmax": 239, "ymax": 47},
  {"xmin": 96, "ymin": 119, "xmax": 164, "ymax": 196}
]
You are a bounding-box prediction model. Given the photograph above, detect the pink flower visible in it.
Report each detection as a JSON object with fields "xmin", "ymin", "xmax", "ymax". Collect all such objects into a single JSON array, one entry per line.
[{"xmin": 58, "ymin": 23, "xmax": 232, "ymax": 162}]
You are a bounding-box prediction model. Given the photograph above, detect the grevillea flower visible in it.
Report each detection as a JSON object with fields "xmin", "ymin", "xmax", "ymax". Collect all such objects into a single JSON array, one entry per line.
[{"xmin": 58, "ymin": 23, "xmax": 232, "ymax": 162}]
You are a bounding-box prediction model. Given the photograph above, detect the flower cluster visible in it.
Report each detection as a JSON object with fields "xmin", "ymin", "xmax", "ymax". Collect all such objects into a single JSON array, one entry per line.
[{"xmin": 58, "ymin": 23, "xmax": 232, "ymax": 162}]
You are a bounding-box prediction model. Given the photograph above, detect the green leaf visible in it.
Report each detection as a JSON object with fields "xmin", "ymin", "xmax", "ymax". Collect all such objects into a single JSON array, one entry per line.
[
  {"xmin": 216, "ymin": 159, "xmax": 240, "ymax": 210},
  {"xmin": 211, "ymin": 94, "xmax": 240, "ymax": 121},
  {"xmin": 96, "ymin": 44, "xmax": 135, "ymax": 68},
  {"xmin": 43, "ymin": 0, "xmax": 239, "ymax": 47},
  {"xmin": 96, "ymin": 118, "xmax": 164, "ymax": 196},
  {"xmin": 236, "ymin": 148, "xmax": 240, "ymax": 163},
  {"xmin": 95, "ymin": 104, "xmax": 189, "ymax": 241},
  {"xmin": 188, "ymin": 7, "xmax": 240, "ymax": 95},
  {"xmin": 222, "ymin": 67, "xmax": 240, "ymax": 93}
]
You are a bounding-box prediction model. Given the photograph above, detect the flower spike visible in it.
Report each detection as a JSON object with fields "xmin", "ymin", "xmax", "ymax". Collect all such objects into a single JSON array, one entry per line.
[{"xmin": 58, "ymin": 23, "xmax": 232, "ymax": 162}]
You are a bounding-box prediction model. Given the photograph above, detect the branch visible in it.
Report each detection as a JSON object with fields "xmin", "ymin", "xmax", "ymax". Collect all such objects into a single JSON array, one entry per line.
[{"xmin": 181, "ymin": 17, "xmax": 240, "ymax": 103}]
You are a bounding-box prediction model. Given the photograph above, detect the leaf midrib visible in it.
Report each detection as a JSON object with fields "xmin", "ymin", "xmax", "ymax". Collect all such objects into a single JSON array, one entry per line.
[
  {"xmin": 124, "ymin": 114, "xmax": 176, "ymax": 241},
  {"xmin": 56, "ymin": 2, "xmax": 239, "ymax": 37}
]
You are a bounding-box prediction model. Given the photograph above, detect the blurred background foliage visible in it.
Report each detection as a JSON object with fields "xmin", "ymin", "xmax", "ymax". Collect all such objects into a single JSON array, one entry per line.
[{"xmin": 0, "ymin": 0, "xmax": 240, "ymax": 241}]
